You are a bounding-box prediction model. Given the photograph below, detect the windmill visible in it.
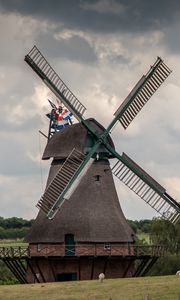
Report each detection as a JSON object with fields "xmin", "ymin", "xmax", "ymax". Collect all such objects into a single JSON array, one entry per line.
[
  {"xmin": 19, "ymin": 45, "xmax": 180, "ymax": 283},
  {"xmin": 25, "ymin": 45, "xmax": 180, "ymax": 225}
]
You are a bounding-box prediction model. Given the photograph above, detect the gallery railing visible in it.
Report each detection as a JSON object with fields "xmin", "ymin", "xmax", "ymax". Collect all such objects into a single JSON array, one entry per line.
[
  {"xmin": 0, "ymin": 246, "xmax": 29, "ymax": 258},
  {"xmin": 0, "ymin": 244, "xmax": 166, "ymax": 258}
]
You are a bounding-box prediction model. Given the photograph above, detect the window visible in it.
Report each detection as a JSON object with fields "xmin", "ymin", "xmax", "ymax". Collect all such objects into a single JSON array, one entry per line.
[
  {"xmin": 104, "ymin": 243, "xmax": 111, "ymax": 250},
  {"xmin": 37, "ymin": 244, "xmax": 42, "ymax": 252},
  {"xmin": 95, "ymin": 175, "xmax": 100, "ymax": 181}
]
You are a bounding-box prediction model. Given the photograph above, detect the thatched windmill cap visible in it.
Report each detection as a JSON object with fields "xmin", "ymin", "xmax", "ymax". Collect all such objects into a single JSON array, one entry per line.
[{"xmin": 42, "ymin": 118, "xmax": 115, "ymax": 160}]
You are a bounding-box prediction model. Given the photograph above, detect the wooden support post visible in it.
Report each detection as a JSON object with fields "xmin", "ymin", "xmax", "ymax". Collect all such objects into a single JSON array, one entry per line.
[
  {"xmin": 103, "ymin": 257, "xmax": 109, "ymax": 275},
  {"xmin": 90, "ymin": 257, "xmax": 95, "ymax": 280},
  {"xmin": 18, "ymin": 258, "xmax": 27, "ymax": 273},
  {"xmin": 141, "ymin": 257, "xmax": 158, "ymax": 276},
  {"xmin": 26, "ymin": 259, "xmax": 40, "ymax": 283},
  {"xmin": 13, "ymin": 259, "xmax": 27, "ymax": 283},
  {"xmin": 4, "ymin": 259, "xmax": 25, "ymax": 284},
  {"xmin": 48, "ymin": 259, "xmax": 56, "ymax": 281},
  {"xmin": 122, "ymin": 259, "xmax": 134, "ymax": 278},
  {"xmin": 78, "ymin": 257, "xmax": 81, "ymax": 280},
  {"xmin": 133, "ymin": 258, "xmax": 150, "ymax": 277},
  {"xmin": 35, "ymin": 259, "xmax": 46, "ymax": 283}
]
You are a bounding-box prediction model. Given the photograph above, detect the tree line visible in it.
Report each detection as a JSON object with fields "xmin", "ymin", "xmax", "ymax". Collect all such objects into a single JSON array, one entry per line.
[{"xmin": 0, "ymin": 217, "xmax": 34, "ymax": 239}]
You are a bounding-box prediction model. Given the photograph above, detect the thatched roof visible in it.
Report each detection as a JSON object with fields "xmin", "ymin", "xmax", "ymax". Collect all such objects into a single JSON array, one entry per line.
[
  {"xmin": 26, "ymin": 118, "xmax": 134, "ymax": 244},
  {"xmin": 42, "ymin": 118, "xmax": 115, "ymax": 160},
  {"xmin": 26, "ymin": 159, "xmax": 135, "ymax": 243}
]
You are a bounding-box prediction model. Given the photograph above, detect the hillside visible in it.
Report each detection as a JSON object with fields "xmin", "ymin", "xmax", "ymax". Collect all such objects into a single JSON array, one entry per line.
[{"xmin": 0, "ymin": 276, "xmax": 180, "ymax": 300}]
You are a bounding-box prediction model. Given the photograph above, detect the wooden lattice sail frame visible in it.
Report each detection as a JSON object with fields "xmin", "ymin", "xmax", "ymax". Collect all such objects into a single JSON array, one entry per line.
[{"xmin": 24, "ymin": 46, "xmax": 180, "ymax": 224}]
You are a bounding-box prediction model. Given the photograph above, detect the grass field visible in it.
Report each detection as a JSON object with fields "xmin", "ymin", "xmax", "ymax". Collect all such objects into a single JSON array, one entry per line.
[
  {"xmin": 0, "ymin": 276, "xmax": 180, "ymax": 300},
  {"xmin": 0, "ymin": 239, "xmax": 27, "ymax": 247}
]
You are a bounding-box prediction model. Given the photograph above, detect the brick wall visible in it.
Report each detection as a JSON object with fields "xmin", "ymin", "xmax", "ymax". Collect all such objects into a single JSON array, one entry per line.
[
  {"xmin": 26, "ymin": 256, "xmax": 135, "ymax": 283},
  {"xmin": 26, "ymin": 242, "xmax": 135, "ymax": 283},
  {"xmin": 29, "ymin": 242, "xmax": 134, "ymax": 257}
]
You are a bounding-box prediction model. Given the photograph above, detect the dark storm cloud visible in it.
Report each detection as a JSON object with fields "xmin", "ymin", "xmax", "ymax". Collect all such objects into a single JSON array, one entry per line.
[{"xmin": 0, "ymin": 0, "xmax": 179, "ymax": 33}]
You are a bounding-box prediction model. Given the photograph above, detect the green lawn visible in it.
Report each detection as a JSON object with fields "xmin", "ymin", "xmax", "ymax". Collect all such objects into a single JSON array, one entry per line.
[
  {"xmin": 0, "ymin": 239, "xmax": 28, "ymax": 247},
  {"xmin": 0, "ymin": 276, "xmax": 180, "ymax": 300}
]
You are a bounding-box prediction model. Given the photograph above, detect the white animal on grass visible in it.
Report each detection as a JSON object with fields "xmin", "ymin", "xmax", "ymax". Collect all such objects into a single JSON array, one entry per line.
[
  {"xmin": 176, "ymin": 270, "xmax": 180, "ymax": 275},
  {"xmin": 98, "ymin": 273, "xmax": 105, "ymax": 282}
]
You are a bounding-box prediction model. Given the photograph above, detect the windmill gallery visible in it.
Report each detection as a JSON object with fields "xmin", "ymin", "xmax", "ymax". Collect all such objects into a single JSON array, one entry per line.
[{"xmin": 0, "ymin": 46, "xmax": 180, "ymax": 283}]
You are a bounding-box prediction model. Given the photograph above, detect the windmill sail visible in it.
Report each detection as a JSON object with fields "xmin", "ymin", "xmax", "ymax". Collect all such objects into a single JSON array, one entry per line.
[
  {"xmin": 25, "ymin": 45, "xmax": 86, "ymax": 122},
  {"xmin": 112, "ymin": 153, "xmax": 180, "ymax": 224},
  {"xmin": 114, "ymin": 57, "xmax": 172, "ymax": 129},
  {"xmin": 37, "ymin": 148, "xmax": 94, "ymax": 219},
  {"xmin": 25, "ymin": 45, "xmax": 179, "ymax": 224}
]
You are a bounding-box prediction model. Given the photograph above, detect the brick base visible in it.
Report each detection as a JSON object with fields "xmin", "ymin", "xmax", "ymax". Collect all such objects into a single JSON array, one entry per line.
[{"xmin": 26, "ymin": 256, "xmax": 135, "ymax": 283}]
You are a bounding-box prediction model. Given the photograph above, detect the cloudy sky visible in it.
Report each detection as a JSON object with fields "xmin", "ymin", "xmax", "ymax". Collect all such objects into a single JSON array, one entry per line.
[{"xmin": 0, "ymin": 0, "xmax": 180, "ymax": 221}]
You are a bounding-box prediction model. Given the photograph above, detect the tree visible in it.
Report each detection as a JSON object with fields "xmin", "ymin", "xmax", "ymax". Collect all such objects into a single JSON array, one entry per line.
[{"xmin": 150, "ymin": 218, "xmax": 180, "ymax": 254}]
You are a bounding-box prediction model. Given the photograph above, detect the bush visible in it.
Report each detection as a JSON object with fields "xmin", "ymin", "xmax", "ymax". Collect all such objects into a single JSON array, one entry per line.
[
  {"xmin": 0, "ymin": 261, "xmax": 19, "ymax": 284},
  {"xmin": 0, "ymin": 227, "xmax": 29, "ymax": 239},
  {"xmin": 148, "ymin": 255, "xmax": 180, "ymax": 276},
  {"xmin": 0, "ymin": 217, "xmax": 34, "ymax": 229}
]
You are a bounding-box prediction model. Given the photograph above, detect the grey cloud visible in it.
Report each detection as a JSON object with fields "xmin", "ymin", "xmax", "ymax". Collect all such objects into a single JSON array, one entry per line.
[
  {"xmin": 162, "ymin": 23, "xmax": 180, "ymax": 54},
  {"xmin": 107, "ymin": 54, "xmax": 130, "ymax": 65},
  {"xmin": 0, "ymin": 138, "xmax": 37, "ymax": 176},
  {"xmin": 37, "ymin": 32, "xmax": 97, "ymax": 64},
  {"xmin": 0, "ymin": 0, "xmax": 179, "ymax": 33},
  {"xmin": 80, "ymin": 0, "xmax": 127, "ymax": 15},
  {"xmin": 1, "ymin": 0, "xmax": 180, "ymax": 60},
  {"xmin": 0, "ymin": 175, "xmax": 41, "ymax": 219},
  {"xmin": 0, "ymin": 114, "xmax": 43, "ymax": 133}
]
